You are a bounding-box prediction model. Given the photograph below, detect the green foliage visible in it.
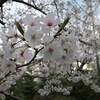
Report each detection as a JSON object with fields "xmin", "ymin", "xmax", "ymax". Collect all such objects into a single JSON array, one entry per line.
[
  {"xmin": 10, "ymin": 73, "xmax": 44, "ymax": 100},
  {"xmin": 71, "ymin": 81, "xmax": 100, "ymax": 100},
  {"xmin": 9, "ymin": 74, "xmax": 100, "ymax": 100},
  {"xmin": 59, "ymin": 16, "xmax": 70, "ymax": 30},
  {"xmin": 32, "ymin": 93, "xmax": 76, "ymax": 100}
]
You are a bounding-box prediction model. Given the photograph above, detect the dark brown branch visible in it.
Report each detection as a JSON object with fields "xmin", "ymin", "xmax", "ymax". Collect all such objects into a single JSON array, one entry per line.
[
  {"xmin": 12, "ymin": 0, "xmax": 46, "ymax": 15},
  {"xmin": 76, "ymin": 58, "xmax": 88, "ymax": 71},
  {"xmin": 0, "ymin": 0, "xmax": 7, "ymax": 7},
  {"xmin": 0, "ymin": 0, "xmax": 46, "ymax": 25},
  {"xmin": 79, "ymin": 39, "xmax": 92, "ymax": 46},
  {"xmin": 96, "ymin": 54, "xmax": 100, "ymax": 73},
  {"xmin": 1, "ymin": 0, "xmax": 46, "ymax": 15},
  {"xmin": 0, "ymin": 19, "xmax": 5, "ymax": 25}
]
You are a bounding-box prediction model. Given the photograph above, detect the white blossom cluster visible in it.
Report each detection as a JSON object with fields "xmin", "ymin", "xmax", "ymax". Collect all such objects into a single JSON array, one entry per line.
[
  {"xmin": 0, "ymin": 10, "xmax": 100, "ymax": 98},
  {"xmin": 0, "ymin": 12, "xmax": 77, "ymax": 96}
]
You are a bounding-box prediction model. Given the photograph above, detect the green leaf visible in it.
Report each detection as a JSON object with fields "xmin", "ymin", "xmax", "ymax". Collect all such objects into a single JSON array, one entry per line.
[
  {"xmin": 56, "ymin": 16, "xmax": 70, "ymax": 35},
  {"xmin": 60, "ymin": 16, "xmax": 70, "ymax": 29},
  {"xmin": 15, "ymin": 21, "xmax": 24, "ymax": 35}
]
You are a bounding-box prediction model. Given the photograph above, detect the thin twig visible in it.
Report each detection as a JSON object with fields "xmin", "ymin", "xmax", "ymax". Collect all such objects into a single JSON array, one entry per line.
[
  {"xmin": 73, "ymin": 0, "xmax": 87, "ymax": 14},
  {"xmin": 79, "ymin": 39, "xmax": 92, "ymax": 46},
  {"xmin": 53, "ymin": 0, "xmax": 59, "ymax": 18}
]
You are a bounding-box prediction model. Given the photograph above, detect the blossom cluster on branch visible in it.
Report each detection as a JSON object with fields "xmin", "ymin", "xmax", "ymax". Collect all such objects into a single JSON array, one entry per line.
[{"xmin": 0, "ymin": 1, "xmax": 100, "ymax": 98}]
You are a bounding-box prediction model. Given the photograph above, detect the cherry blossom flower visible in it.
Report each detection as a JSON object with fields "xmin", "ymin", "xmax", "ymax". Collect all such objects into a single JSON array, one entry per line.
[
  {"xmin": 23, "ymin": 14, "xmax": 41, "ymax": 29},
  {"xmin": 38, "ymin": 89, "xmax": 48, "ymax": 96},
  {"xmin": 1, "ymin": 59, "xmax": 16, "ymax": 74},
  {"xmin": 0, "ymin": 81, "xmax": 11, "ymax": 92},
  {"xmin": 24, "ymin": 27, "xmax": 42, "ymax": 48},
  {"xmin": 41, "ymin": 41, "xmax": 61, "ymax": 61},
  {"xmin": 41, "ymin": 12, "xmax": 60, "ymax": 33},
  {"xmin": 12, "ymin": 46, "xmax": 34, "ymax": 63},
  {"xmin": 42, "ymin": 35, "xmax": 54, "ymax": 46},
  {"xmin": 6, "ymin": 29, "xmax": 21, "ymax": 42},
  {"xmin": 2, "ymin": 41, "xmax": 16, "ymax": 54},
  {"xmin": 6, "ymin": 75, "xmax": 17, "ymax": 85}
]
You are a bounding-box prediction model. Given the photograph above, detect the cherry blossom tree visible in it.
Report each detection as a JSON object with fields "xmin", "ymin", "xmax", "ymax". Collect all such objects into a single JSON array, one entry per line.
[{"xmin": 0, "ymin": 0, "xmax": 100, "ymax": 100}]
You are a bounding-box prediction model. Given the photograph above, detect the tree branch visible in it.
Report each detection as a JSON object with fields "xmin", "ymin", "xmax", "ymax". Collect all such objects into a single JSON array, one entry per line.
[
  {"xmin": 79, "ymin": 39, "xmax": 92, "ymax": 46},
  {"xmin": 1, "ymin": 0, "xmax": 46, "ymax": 15},
  {"xmin": 12, "ymin": 0, "xmax": 46, "ymax": 15},
  {"xmin": 0, "ymin": 0, "xmax": 46, "ymax": 25},
  {"xmin": 0, "ymin": 19, "xmax": 5, "ymax": 25}
]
